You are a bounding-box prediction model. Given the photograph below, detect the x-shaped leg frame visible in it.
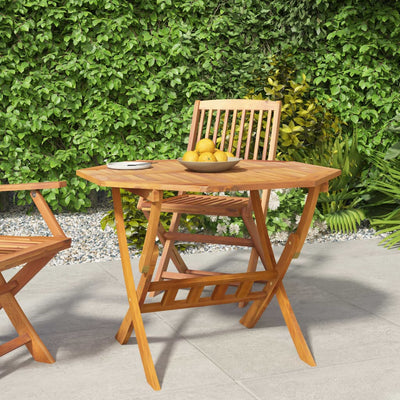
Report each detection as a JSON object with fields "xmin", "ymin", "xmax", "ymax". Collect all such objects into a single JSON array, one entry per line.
[
  {"xmin": 0, "ymin": 255, "xmax": 57, "ymax": 362},
  {"xmin": 0, "ymin": 187, "xmax": 70, "ymax": 362},
  {"xmin": 111, "ymin": 184, "xmax": 325, "ymax": 390}
]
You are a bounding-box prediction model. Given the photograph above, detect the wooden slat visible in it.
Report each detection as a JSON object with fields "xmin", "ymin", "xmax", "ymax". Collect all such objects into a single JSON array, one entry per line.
[
  {"xmin": 141, "ymin": 290, "xmax": 267, "ymax": 313},
  {"xmin": 161, "ymin": 288, "xmax": 179, "ymax": 306},
  {"xmin": 142, "ymin": 195, "xmax": 248, "ymax": 216},
  {"xmin": 220, "ymin": 110, "xmax": 230, "ymax": 150},
  {"xmin": 253, "ymin": 110, "xmax": 264, "ymax": 160},
  {"xmin": 229, "ymin": 109, "xmax": 237, "ymax": 155},
  {"xmin": 187, "ymin": 286, "xmax": 203, "ymax": 303},
  {"xmin": 163, "ymin": 232, "xmax": 253, "ymax": 246},
  {"xmin": 148, "ymin": 270, "xmax": 277, "ymax": 292},
  {"xmin": 161, "ymin": 270, "xmax": 226, "ymax": 280},
  {"xmin": 0, "ymin": 181, "xmax": 67, "ymax": 192},
  {"xmin": 236, "ymin": 110, "xmax": 246, "ymax": 155},
  {"xmin": 0, "ymin": 236, "xmax": 71, "ymax": 272},
  {"xmin": 213, "ymin": 109, "xmax": 221, "ymax": 143},
  {"xmin": 211, "ymin": 284, "xmax": 229, "ymax": 300},
  {"xmin": 205, "ymin": 109, "xmax": 213, "ymax": 137},
  {"xmin": 262, "ymin": 110, "xmax": 273, "ymax": 160},
  {"xmin": 268, "ymin": 104, "xmax": 281, "ymax": 160},
  {"xmin": 0, "ymin": 333, "xmax": 31, "ymax": 357},
  {"xmin": 244, "ymin": 109, "xmax": 255, "ymax": 159},
  {"xmin": 198, "ymin": 109, "xmax": 206, "ymax": 143},
  {"xmin": 235, "ymin": 280, "xmax": 254, "ymax": 298}
]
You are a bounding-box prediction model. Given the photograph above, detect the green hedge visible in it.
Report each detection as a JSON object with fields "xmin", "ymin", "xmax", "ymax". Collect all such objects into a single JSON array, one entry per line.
[
  {"xmin": 0, "ymin": 0, "xmax": 281, "ymax": 210},
  {"xmin": 1, "ymin": 0, "xmax": 399, "ymax": 211}
]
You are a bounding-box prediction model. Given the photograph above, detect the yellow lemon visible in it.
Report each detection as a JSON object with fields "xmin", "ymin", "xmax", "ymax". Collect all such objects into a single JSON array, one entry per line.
[
  {"xmin": 182, "ymin": 150, "xmax": 199, "ymax": 162},
  {"xmin": 195, "ymin": 138, "xmax": 216, "ymax": 153},
  {"xmin": 214, "ymin": 151, "xmax": 228, "ymax": 162},
  {"xmin": 198, "ymin": 152, "xmax": 217, "ymax": 162},
  {"xmin": 225, "ymin": 151, "xmax": 235, "ymax": 158}
]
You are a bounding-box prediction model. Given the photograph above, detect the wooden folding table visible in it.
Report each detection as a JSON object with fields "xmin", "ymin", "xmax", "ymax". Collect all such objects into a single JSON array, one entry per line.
[{"xmin": 77, "ymin": 159, "xmax": 341, "ymax": 390}]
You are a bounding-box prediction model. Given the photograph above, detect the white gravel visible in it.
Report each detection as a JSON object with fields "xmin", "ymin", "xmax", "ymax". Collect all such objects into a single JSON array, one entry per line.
[{"xmin": 0, "ymin": 206, "xmax": 388, "ymax": 266}]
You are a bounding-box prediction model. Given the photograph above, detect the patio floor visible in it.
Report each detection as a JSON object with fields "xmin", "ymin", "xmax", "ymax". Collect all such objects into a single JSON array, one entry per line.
[{"xmin": 1, "ymin": 238, "xmax": 400, "ymax": 399}]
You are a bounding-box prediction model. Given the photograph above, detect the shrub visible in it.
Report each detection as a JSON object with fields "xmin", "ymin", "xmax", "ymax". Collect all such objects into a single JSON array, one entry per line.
[
  {"xmin": 364, "ymin": 143, "xmax": 400, "ymax": 248},
  {"xmin": 0, "ymin": 0, "xmax": 281, "ymax": 210},
  {"xmin": 246, "ymin": 56, "xmax": 342, "ymax": 160}
]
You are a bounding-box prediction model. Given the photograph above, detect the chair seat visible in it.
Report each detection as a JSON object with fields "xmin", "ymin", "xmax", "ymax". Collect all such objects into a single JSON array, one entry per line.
[
  {"xmin": 140, "ymin": 194, "xmax": 250, "ymax": 217},
  {"xmin": 0, "ymin": 236, "xmax": 71, "ymax": 272}
]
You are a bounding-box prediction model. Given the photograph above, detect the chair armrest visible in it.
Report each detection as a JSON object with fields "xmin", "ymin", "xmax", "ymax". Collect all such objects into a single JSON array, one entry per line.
[{"xmin": 0, "ymin": 181, "xmax": 67, "ymax": 192}]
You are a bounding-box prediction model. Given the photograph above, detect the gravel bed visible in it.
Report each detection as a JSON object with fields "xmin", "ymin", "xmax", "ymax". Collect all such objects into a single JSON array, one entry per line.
[{"xmin": 0, "ymin": 206, "xmax": 388, "ymax": 266}]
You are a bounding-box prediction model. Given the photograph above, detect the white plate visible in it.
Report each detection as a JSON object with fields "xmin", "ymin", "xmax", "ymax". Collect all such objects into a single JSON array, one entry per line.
[
  {"xmin": 106, "ymin": 161, "xmax": 152, "ymax": 170},
  {"xmin": 178, "ymin": 157, "xmax": 242, "ymax": 172}
]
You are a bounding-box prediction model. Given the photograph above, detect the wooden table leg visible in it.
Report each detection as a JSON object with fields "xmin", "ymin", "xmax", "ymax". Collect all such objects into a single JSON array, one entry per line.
[
  {"xmin": 240, "ymin": 187, "xmax": 322, "ymax": 367},
  {"xmin": 111, "ymin": 188, "xmax": 161, "ymax": 391}
]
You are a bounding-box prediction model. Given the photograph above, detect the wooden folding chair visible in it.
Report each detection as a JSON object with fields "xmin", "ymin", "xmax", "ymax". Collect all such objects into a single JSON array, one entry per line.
[
  {"xmin": 0, "ymin": 182, "xmax": 71, "ymax": 362},
  {"xmin": 139, "ymin": 99, "xmax": 281, "ymax": 292}
]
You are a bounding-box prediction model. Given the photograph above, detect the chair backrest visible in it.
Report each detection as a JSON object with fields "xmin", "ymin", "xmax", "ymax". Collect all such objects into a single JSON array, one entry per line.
[{"xmin": 187, "ymin": 99, "xmax": 282, "ymax": 161}]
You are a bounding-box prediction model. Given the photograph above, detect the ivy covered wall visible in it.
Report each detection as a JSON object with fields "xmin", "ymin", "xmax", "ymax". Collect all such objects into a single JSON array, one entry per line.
[{"xmin": 1, "ymin": 0, "xmax": 399, "ymax": 210}]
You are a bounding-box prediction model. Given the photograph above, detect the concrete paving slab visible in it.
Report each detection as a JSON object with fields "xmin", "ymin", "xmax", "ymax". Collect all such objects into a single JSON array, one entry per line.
[
  {"xmin": 242, "ymin": 355, "xmax": 400, "ymax": 400},
  {"xmin": 1, "ymin": 238, "xmax": 399, "ymax": 399}
]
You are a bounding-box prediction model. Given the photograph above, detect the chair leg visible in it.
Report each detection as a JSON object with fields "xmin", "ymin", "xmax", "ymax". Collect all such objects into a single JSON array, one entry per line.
[
  {"xmin": 115, "ymin": 310, "xmax": 134, "ymax": 345},
  {"xmin": 146, "ymin": 211, "xmax": 189, "ymax": 297},
  {"xmin": 0, "ymin": 274, "xmax": 54, "ymax": 363},
  {"xmin": 238, "ymin": 247, "xmax": 260, "ymax": 308}
]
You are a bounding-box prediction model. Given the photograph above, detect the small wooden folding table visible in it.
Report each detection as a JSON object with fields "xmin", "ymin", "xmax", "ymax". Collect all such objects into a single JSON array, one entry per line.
[{"xmin": 77, "ymin": 159, "xmax": 341, "ymax": 390}]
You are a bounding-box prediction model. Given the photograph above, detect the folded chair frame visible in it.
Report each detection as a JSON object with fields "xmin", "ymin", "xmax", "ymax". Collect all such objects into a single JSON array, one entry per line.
[{"xmin": 0, "ymin": 182, "xmax": 71, "ymax": 362}]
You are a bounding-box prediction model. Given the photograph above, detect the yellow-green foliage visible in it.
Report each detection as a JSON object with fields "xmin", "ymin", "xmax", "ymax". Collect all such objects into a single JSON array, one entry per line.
[{"xmin": 248, "ymin": 60, "xmax": 342, "ymax": 160}]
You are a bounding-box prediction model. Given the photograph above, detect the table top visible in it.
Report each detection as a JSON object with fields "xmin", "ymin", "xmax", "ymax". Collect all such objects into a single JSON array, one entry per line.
[{"xmin": 76, "ymin": 159, "xmax": 341, "ymax": 192}]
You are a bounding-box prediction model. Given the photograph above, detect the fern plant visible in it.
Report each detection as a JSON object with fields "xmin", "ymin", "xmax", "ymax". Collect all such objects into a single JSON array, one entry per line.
[
  {"xmin": 318, "ymin": 191, "xmax": 365, "ymax": 233},
  {"xmin": 298, "ymin": 131, "xmax": 367, "ymax": 233},
  {"xmin": 365, "ymin": 143, "xmax": 400, "ymax": 249}
]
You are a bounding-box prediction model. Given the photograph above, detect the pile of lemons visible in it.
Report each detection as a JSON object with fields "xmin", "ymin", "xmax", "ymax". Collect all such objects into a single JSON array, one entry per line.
[{"xmin": 182, "ymin": 138, "xmax": 235, "ymax": 162}]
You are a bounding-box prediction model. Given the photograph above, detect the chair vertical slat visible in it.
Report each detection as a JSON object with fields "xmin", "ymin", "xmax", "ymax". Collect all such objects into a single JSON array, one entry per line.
[
  {"xmin": 268, "ymin": 107, "xmax": 281, "ymax": 161},
  {"xmin": 220, "ymin": 110, "xmax": 230, "ymax": 150},
  {"xmin": 197, "ymin": 109, "xmax": 206, "ymax": 143},
  {"xmin": 236, "ymin": 110, "xmax": 247, "ymax": 159},
  {"xmin": 228, "ymin": 109, "xmax": 238, "ymax": 155},
  {"xmin": 262, "ymin": 110, "xmax": 273, "ymax": 160},
  {"xmin": 205, "ymin": 109, "xmax": 213, "ymax": 138},
  {"xmin": 213, "ymin": 110, "xmax": 221, "ymax": 143},
  {"xmin": 253, "ymin": 110, "xmax": 264, "ymax": 160},
  {"xmin": 244, "ymin": 109, "xmax": 255, "ymax": 159}
]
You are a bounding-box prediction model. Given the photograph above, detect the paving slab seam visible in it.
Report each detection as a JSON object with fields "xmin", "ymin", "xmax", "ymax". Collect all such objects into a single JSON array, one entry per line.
[
  {"xmin": 235, "ymin": 354, "xmax": 399, "ymax": 385},
  {"xmin": 236, "ymin": 380, "xmax": 269, "ymax": 400},
  {"xmin": 152, "ymin": 311, "xmax": 248, "ymax": 385},
  {"xmin": 308, "ymin": 285, "xmax": 400, "ymax": 328}
]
